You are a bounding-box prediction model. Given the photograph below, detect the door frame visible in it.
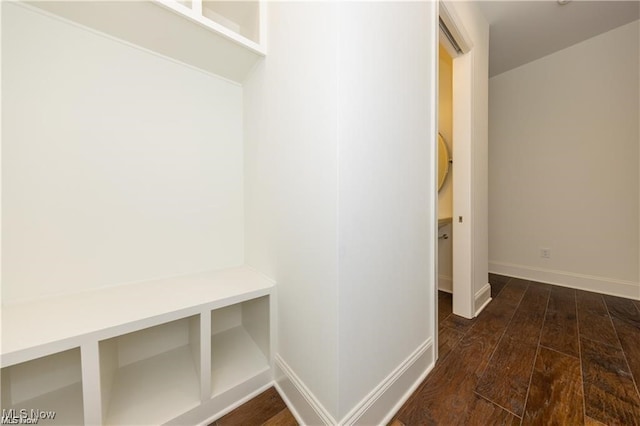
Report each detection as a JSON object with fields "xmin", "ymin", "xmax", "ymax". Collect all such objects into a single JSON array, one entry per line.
[{"xmin": 438, "ymin": 1, "xmax": 476, "ymax": 326}]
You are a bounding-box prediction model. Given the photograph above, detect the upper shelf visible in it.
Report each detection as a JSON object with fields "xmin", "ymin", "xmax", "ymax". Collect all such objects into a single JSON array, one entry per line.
[
  {"xmin": 1, "ymin": 266, "xmax": 274, "ymax": 367},
  {"xmin": 25, "ymin": 0, "xmax": 265, "ymax": 83}
]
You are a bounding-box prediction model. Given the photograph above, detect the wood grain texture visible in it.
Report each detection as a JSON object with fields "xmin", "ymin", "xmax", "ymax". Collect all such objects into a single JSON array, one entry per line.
[
  {"xmin": 611, "ymin": 316, "xmax": 640, "ymax": 395},
  {"xmin": 584, "ymin": 416, "xmax": 607, "ymax": 425},
  {"xmin": 489, "ymin": 273, "xmax": 510, "ymax": 298},
  {"xmin": 475, "ymin": 283, "xmax": 550, "ymax": 416},
  {"xmin": 438, "ymin": 325, "xmax": 465, "ymax": 362},
  {"xmin": 440, "ymin": 313, "xmax": 475, "ymax": 334},
  {"xmin": 214, "ymin": 387, "xmax": 288, "ymax": 426},
  {"xmin": 603, "ymin": 295, "xmax": 640, "ymax": 324},
  {"xmin": 261, "ymin": 408, "xmax": 297, "ymax": 426},
  {"xmin": 470, "ymin": 301, "xmax": 519, "ymax": 337},
  {"xmin": 503, "ymin": 283, "xmax": 550, "ymax": 344},
  {"xmin": 495, "ymin": 278, "xmax": 530, "ymax": 307},
  {"xmin": 576, "ymin": 290, "xmax": 620, "ymax": 348},
  {"xmin": 394, "ymin": 279, "xmax": 533, "ymax": 425},
  {"xmin": 581, "ymin": 337, "xmax": 640, "ymax": 425},
  {"xmin": 438, "ymin": 291, "xmax": 453, "ymax": 327},
  {"xmin": 540, "ymin": 286, "xmax": 579, "ymax": 357},
  {"xmin": 438, "ymin": 290, "xmax": 476, "ymax": 333},
  {"xmin": 522, "ymin": 346, "xmax": 583, "ymax": 425},
  {"xmin": 604, "ymin": 295, "xmax": 640, "ymax": 392},
  {"xmin": 469, "ymin": 278, "xmax": 529, "ymax": 337},
  {"xmin": 396, "ymin": 329, "xmax": 504, "ymax": 425},
  {"xmin": 475, "ymin": 334, "xmax": 539, "ymax": 417},
  {"xmin": 461, "ymin": 394, "xmax": 519, "ymax": 425}
]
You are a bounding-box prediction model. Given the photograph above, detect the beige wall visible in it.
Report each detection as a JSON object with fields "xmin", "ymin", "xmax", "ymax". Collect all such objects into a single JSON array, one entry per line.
[{"xmin": 489, "ymin": 20, "xmax": 640, "ymax": 299}]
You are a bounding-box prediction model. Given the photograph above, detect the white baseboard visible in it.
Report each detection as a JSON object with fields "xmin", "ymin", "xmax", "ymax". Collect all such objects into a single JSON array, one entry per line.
[
  {"xmin": 489, "ymin": 261, "xmax": 640, "ymax": 301},
  {"xmin": 274, "ymin": 355, "xmax": 336, "ymax": 425},
  {"xmin": 273, "ymin": 338, "xmax": 435, "ymax": 426},
  {"xmin": 340, "ymin": 338, "xmax": 434, "ymax": 425},
  {"xmin": 474, "ymin": 283, "xmax": 492, "ymax": 316},
  {"xmin": 438, "ymin": 275, "xmax": 452, "ymax": 293}
]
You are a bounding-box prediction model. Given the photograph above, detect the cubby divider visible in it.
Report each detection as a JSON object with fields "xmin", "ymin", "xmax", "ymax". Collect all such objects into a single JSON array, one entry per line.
[{"xmin": 201, "ymin": 0, "xmax": 261, "ymax": 44}]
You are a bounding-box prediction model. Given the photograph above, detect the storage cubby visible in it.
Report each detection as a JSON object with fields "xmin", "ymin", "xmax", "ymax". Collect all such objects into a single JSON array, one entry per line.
[
  {"xmin": 0, "ymin": 349, "xmax": 84, "ymax": 425},
  {"xmin": 211, "ymin": 296, "xmax": 270, "ymax": 397},
  {"xmin": 2, "ymin": 267, "xmax": 274, "ymax": 425},
  {"xmin": 202, "ymin": 1, "xmax": 261, "ymax": 44},
  {"xmin": 99, "ymin": 316, "xmax": 201, "ymax": 425}
]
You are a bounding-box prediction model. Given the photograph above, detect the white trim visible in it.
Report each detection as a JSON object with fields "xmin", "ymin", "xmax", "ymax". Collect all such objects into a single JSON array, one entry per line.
[
  {"xmin": 12, "ymin": 1, "xmax": 245, "ymax": 86},
  {"xmin": 451, "ymin": 48, "xmax": 475, "ymax": 320},
  {"xmin": 274, "ymin": 355, "xmax": 336, "ymax": 426},
  {"xmin": 439, "ymin": 1, "xmax": 473, "ymax": 54},
  {"xmin": 154, "ymin": 0, "xmax": 265, "ymax": 55},
  {"xmin": 339, "ymin": 339, "xmax": 434, "ymax": 426},
  {"xmin": 474, "ymin": 283, "xmax": 492, "ymax": 316},
  {"xmin": 489, "ymin": 261, "xmax": 640, "ymax": 301},
  {"xmin": 438, "ymin": 275, "xmax": 453, "ymax": 293},
  {"xmin": 431, "ymin": 0, "xmax": 441, "ymax": 372},
  {"xmin": 273, "ymin": 339, "xmax": 435, "ymax": 426}
]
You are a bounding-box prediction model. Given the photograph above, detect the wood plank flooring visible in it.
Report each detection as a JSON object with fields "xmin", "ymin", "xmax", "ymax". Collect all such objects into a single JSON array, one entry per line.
[
  {"xmin": 210, "ymin": 387, "xmax": 295, "ymax": 426},
  {"xmin": 394, "ymin": 275, "xmax": 640, "ymax": 425},
  {"xmin": 212, "ymin": 275, "xmax": 640, "ymax": 425}
]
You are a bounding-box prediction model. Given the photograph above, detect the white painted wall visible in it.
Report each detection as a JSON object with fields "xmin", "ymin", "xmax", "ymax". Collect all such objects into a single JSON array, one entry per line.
[
  {"xmin": 336, "ymin": 2, "xmax": 435, "ymax": 420},
  {"xmin": 448, "ymin": 1, "xmax": 490, "ymax": 316},
  {"xmin": 244, "ymin": 1, "xmax": 437, "ymax": 423},
  {"xmin": 489, "ymin": 20, "xmax": 640, "ymax": 299},
  {"xmin": 243, "ymin": 2, "xmax": 340, "ymax": 419},
  {"xmin": 438, "ymin": 46, "xmax": 453, "ymax": 293},
  {"xmin": 2, "ymin": 3, "xmax": 244, "ymax": 304}
]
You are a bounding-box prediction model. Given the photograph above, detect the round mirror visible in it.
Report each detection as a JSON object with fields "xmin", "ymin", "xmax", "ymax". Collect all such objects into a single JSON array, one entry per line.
[{"xmin": 438, "ymin": 133, "xmax": 450, "ymax": 191}]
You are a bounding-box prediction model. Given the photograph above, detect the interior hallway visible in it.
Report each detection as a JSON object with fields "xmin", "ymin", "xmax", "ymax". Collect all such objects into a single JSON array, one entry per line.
[{"xmin": 218, "ymin": 275, "xmax": 640, "ymax": 425}]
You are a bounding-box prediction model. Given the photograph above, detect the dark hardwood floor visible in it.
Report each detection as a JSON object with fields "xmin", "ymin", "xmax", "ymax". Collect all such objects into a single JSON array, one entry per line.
[
  {"xmin": 210, "ymin": 387, "xmax": 296, "ymax": 426},
  {"xmin": 394, "ymin": 275, "xmax": 640, "ymax": 425},
  {"xmin": 212, "ymin": 275, "xmax": 640, "ymax": 425}
]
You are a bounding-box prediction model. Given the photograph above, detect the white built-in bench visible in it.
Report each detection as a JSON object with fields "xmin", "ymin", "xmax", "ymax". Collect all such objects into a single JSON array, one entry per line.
[{"xmin": 1, "ymin": 267, "xmax": 274, "ymax": 425}]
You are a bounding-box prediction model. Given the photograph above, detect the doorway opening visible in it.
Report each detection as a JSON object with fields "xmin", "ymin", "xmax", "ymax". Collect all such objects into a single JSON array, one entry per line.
[{"xmin": 435, "ymin": 0, "xmax": 476, "ymax": 360}]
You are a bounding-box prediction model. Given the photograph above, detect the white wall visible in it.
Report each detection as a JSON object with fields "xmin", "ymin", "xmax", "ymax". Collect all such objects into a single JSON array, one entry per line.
[
  {"xmin": 336, "ymin": 2, "xmax": 436, "ymax": 420},
  {"xmin": 244, "ymin": 1, "xmax": 437, "ymax": 423},
  {"xmin": 2, "ymin": 3, "xmax": 244, "ymax": 304},
  {"xmin": 489, "ymin": 20, "xmax": 640, "ymax": 299},
  {"xmin": 243, "ymin": 2, "xmax": 340, "ymax": 420}
]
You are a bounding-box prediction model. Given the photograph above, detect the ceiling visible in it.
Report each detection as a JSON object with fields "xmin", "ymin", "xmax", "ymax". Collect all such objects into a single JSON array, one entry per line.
[{"xmin": 476, "ymin": 1, "xmax": 640, "ymax": 77}]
